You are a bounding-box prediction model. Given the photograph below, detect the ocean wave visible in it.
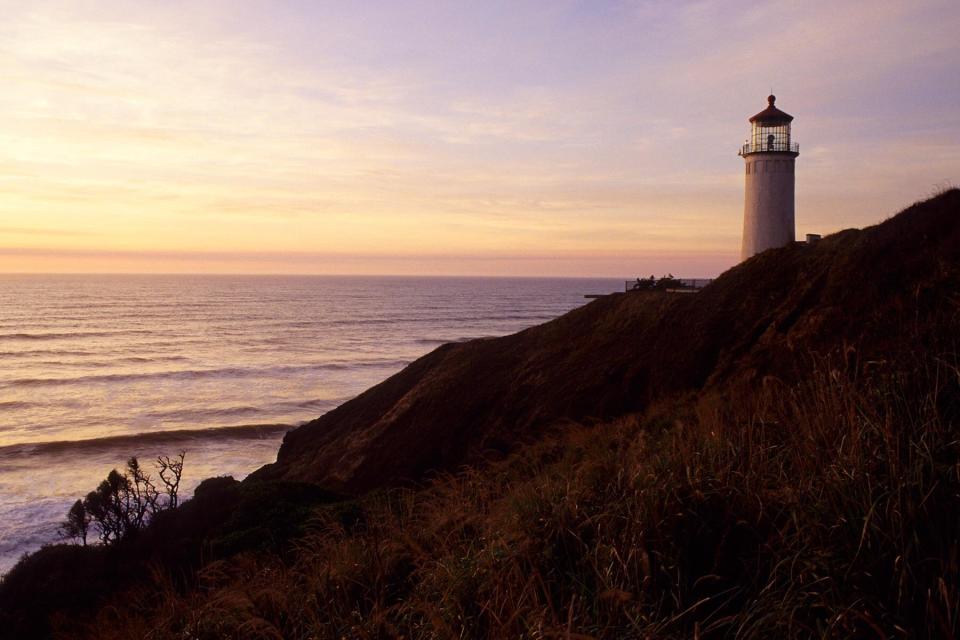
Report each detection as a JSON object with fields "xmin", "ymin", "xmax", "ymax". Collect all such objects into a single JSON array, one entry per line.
[
  {"xmin": 29, "ymin": 355, "xmax": 190, "ymax": 368},
  {"xmin": 0, "ymin": 359, "xmax": 409, "ymax": 388},
  {"xmin": 0, "ymin": 349, "xmax": 99, "ymax": 358},
  {"xmin": 0, "ymin": 329, "xmax": 153, "ymax": 342},
  {"xmin": 143, "ymin": 405, "xmax": 264, "ymax": 421},
  {"xmin": 294, "ymin": 397, "xmax": 341, "ymax": 409},
  {"xmin": 0, "ymin": 351, "xmax": 188, "ymax": 363},
  {"xmin": 142, "ymin": 397, "xmax": 343, "ymax": 422},
  {"xmin": 260, "ymin": 313, "xmax": 559, "ymax": 330},
  {"xmin": 414, "ymin": 337, "xmax": 480, "ymax": 346},
  {"xmin": 0, "ymin": 401, "xmax": 35, "ymax": 411},
  {"xmin": 0, "ymin": 423, "xmax": 294, "ymax": 458}
]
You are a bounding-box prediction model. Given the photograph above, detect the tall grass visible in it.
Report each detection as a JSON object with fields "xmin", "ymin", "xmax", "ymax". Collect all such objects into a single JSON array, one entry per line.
[{"xmin": 85, "ymin": 351, "xmax": 960, "ymax": 639}]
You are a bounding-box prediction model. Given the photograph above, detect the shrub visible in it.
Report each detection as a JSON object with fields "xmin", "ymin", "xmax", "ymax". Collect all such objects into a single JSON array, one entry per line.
[{"xmin": 62, "ymin": 453, "xmax": 185, "ymax": 545}]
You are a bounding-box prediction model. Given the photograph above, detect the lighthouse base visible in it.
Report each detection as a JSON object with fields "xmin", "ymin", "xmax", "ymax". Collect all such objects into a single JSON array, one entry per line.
[{"xmin": 741, "ymin": 153, "xmax": 796, "ymax": 261}]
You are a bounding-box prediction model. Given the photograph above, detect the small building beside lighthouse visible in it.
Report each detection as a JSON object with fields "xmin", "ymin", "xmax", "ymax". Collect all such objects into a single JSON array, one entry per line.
[{"xmin": 739, "ymin": 95, "xmax": 799, "ymax": 260}]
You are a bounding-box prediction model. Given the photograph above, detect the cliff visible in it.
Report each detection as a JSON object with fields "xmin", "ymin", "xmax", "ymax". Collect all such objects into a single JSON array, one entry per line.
[
  {"xmin": 4, "ymin": 189, "xmax": 960, "ymax": 639},
  {"xmin": 256, "ymin": 188, "xmax": 960, "ymax": 493}
]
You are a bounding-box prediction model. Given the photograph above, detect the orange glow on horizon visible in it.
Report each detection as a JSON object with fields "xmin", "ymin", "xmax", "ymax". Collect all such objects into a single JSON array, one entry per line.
[{"xmin": 1, "ymin": 2, "xmax": 957, "ymax": 276}]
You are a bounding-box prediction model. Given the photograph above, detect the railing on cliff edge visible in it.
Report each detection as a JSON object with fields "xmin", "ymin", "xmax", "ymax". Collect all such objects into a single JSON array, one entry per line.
[{"xmin": 625, "ymin": 278, "xmax": 714, "ymax": 293}]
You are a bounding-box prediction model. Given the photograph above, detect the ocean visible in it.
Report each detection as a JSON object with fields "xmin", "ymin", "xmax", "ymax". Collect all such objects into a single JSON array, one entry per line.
[{"xmin": 0, "ymin": 274, "xmax": 622, "ymax": 574}]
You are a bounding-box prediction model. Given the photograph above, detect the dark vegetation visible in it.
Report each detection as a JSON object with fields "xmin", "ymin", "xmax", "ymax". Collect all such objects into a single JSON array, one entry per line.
[
  {"xmin": 629, "ymin": 274, "xmax": 687, "ymax": 291},
  {"xmin": 0, "ymin": 189, "xmax": 958, "ymax": 638},
  {"xmin": 60, "ymin": 453, "xmax": 185, "ymax": 546},
  {"xmin": 82, "ymin": 355, "xmax": 960, "ymax": 638},
  {"xmin": 0, "ymin": 477, "xmax": 340, "ymax": 639}
]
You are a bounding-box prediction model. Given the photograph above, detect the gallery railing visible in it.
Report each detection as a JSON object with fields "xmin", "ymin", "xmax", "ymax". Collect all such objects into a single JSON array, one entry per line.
[{"xmin": 739, "ymin": 141, "xmax": 800, "ymax": 155}]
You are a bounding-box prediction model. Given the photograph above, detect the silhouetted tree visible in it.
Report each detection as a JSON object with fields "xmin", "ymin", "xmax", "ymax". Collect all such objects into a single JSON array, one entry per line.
[
  {"xmin": 58, "ymin": 499, "xmax": 91, "ymax": 546},
  {"xmin": 62, "ymin": 452, "xmax": 186, "ymax": 545},
  {"xmin": 84, "ymin": 468, "xmax": 133, "ymax": 544},
  {"xmin": 157, "ymin": 452, "xmax": 185, "ymax": 509}
]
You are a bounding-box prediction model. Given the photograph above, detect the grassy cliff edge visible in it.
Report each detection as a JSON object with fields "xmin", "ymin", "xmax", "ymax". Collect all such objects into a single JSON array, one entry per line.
[{"xmin": 2, "ymin": 189, "xmax": 959, "ymax": 639}]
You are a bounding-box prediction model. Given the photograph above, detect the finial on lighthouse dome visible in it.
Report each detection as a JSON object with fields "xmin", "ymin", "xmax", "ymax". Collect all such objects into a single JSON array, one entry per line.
[{"xmin": 749, "ymin": 94, "xmax": 793, "ymax": 124}]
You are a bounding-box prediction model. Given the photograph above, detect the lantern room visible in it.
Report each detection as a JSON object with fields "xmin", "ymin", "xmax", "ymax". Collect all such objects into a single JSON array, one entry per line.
[{"xmin": 739, "ymin": 95, "xmax": 799, "ymax": 156}]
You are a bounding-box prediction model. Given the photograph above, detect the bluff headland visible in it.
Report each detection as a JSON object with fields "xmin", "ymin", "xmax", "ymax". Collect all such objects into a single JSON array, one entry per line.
[
  {"xmin": 2, "ymin": 189, "xmax": 959, "ymax": 639},
  {"xmin": 256, "ymin": 188, "xmax": 960, "ymax": 493}
]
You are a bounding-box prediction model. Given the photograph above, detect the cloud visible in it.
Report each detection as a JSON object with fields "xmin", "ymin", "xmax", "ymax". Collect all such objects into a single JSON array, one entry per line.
[
  {"xmin": 0, "ymin": 1, "xmax": 957, "ymax": 275},
  {"xmin": 0, "ymin": 227, "xmax": 94, "ymax": 237}
]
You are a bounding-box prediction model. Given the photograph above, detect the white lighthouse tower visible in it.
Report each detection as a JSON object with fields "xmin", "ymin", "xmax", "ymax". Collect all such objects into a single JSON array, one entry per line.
[{"xmin": 739, "ymin": 95, "xmax": 799, "ymax": 261}]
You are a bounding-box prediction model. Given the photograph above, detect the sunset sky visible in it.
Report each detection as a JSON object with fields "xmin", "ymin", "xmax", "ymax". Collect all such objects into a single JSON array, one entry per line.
[{"xmin": 1, "ymin": 0, "xmax": 958, "ymax": 276}]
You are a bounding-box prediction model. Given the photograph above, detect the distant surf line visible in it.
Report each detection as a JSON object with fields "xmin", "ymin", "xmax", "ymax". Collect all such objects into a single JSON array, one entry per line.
[
  {"xmin": 0, "ymin": 329, "xmax": 154, "ymax": 342},
  {"xmin": 0, "ymin": 359, "xmax": 410, "ymax": 388},
  {"xmin": 0, "ymin": 423, "xmax": 296, "ymax": 458}
]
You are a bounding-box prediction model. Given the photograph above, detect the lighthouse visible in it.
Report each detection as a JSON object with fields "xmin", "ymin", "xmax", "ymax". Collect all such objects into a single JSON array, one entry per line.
[{"xmin": 739, "ymin": 95, "xmax": 799, "ymax": 260}]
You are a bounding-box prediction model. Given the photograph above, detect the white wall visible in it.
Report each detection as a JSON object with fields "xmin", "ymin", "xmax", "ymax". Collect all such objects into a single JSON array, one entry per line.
[{"xmin": 741, "ymin": 154, "xmax": 796, "ymax": 260}]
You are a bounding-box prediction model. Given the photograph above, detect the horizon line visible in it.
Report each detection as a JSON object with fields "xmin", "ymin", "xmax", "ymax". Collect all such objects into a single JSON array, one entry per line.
[{"xmin": 0, "ymin": 271, "xmax": 719, "ymax": 281}]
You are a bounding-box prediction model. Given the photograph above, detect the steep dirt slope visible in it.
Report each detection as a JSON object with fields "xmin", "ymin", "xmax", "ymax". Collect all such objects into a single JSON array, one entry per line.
[{"xmin": 255, "ymin": 189, "xmax": 960, "ymax": 493}]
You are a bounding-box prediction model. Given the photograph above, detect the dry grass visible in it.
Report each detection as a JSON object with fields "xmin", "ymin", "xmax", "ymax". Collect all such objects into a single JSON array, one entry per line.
[{"xmin": 84, "ymin": 351, "xmax": 960, "ymax": 639}]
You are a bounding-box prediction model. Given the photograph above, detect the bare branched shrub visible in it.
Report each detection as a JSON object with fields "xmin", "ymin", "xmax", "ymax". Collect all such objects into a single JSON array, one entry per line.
[{"xmin": 60, "ymin": 452, "xmax": 186, "ymax": 545}]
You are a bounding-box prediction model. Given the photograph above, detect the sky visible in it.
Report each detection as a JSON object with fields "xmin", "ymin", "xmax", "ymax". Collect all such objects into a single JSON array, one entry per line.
[{"xmin": 0, "ymin": 0, "xmax": 957, "ymax": 277}]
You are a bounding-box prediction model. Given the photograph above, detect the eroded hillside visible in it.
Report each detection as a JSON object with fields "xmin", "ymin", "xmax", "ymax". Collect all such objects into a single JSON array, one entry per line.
[{"xmin": 258, "ymin": 188, "xmax": 960, "ymax": 493}]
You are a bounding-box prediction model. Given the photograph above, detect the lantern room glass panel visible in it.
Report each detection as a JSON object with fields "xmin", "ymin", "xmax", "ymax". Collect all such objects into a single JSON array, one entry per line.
[{"xmin": 750, "ymin": 122, "xmax": 792, "ymax": 153}]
